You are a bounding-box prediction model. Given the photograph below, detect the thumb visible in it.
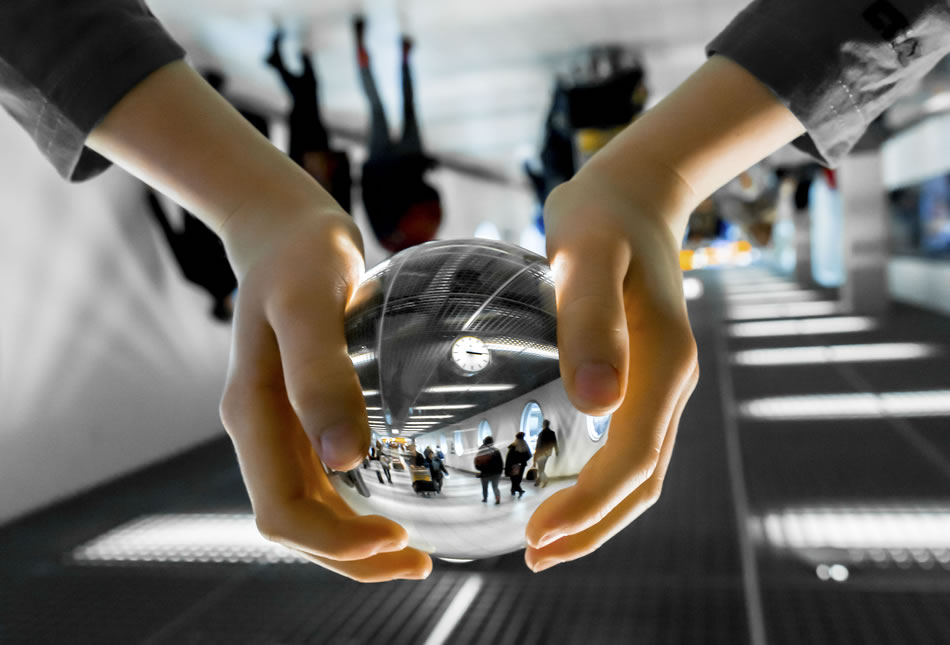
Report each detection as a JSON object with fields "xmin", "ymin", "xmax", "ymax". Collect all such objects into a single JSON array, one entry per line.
[{"xmin": 548, "ymin": 235, "xmax": 630, "ymax": 415}]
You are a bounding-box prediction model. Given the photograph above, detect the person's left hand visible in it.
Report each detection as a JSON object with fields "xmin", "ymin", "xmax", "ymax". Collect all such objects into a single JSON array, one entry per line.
[{"xmin": 524, "ymin": 171, "xmax": 699, "ymax": 573}]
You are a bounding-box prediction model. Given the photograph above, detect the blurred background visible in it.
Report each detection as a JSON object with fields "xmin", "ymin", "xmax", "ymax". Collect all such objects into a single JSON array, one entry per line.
[{"xmin": 2, "ymin": 1, "xmax": 950, "ymax": 643}]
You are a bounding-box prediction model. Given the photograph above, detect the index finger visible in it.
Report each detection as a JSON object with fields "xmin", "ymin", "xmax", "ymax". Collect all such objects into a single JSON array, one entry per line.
[
  {"xmin": 220, "ymin": 290, "xmax": 408, "ymax": 562},
  {"xmin": 261, "ymin": 225, "xmax": 371, "ymax": 471}
]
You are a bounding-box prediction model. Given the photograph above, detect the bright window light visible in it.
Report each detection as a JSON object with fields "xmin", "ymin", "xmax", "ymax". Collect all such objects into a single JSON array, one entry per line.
[
  {"xmin": 683, "ymin": 277, "xmax": 704, "ymax": 300},
  {"xmin": 733, "ymin": 343, "xmax": 939, "ymax": 366},
  {"xmin": 72, "ymin": 514, "xmax": 304, "ymax": 564},
  {"xmin": 740, "ymin": 390, "xmax": 950, "ymax": 420},
  {"xmin": 424, "ymin": 384, "xmax": 515, "ymax": 393},
  {"xmin": 729, "ymin": 301, "xmax": 840, "ymax": 320},
  {"xmin": 729, "ymin": 316, "xmax": 877, "ymax": 338}
]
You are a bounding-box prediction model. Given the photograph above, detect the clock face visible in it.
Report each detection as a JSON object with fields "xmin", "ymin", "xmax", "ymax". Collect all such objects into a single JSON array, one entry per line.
[{"xmin": 451, "ymin": 336, "xmax": 490, "ymax": 373}]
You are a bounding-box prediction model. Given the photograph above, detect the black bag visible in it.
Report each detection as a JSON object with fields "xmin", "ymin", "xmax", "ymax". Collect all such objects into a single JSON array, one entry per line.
[{"xmin": 525, "ymin": 467, "xmax": 538, "ymax": 481}]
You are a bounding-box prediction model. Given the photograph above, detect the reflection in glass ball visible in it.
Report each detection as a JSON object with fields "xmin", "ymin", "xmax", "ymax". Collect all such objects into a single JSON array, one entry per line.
[{"xmin": 333, "ymin": 239, "xmax": 610, "ymax": 560}]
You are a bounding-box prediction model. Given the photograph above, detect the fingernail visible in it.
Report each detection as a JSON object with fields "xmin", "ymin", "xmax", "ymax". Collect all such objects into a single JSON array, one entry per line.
[
  {"xmin": 530, "ymin": 559, "xmax": 555, "ymax": 573},
  {"xmin": 373, "ymin": 539, "xmax": 406, "ymax": 555},
  {"xmin": 575, "ymin": 361, "xmax": 620, "ymax": 406},
  {"xmin": 400, "ymin": 570, "xmax": 429, "ymax": 580},
  {"xmin": 318, "ymin": 424, "xmax": 363, "ymax": 469},
  {"xmin": 536, "ymin": 532, "xmax": 562, "ymax": 549}
]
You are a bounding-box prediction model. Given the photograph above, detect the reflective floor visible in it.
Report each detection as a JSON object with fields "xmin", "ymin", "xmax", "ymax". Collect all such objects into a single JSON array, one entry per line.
[{"xmin": 2, "ymin": 267, "xmax": 949, "ymax": 644}]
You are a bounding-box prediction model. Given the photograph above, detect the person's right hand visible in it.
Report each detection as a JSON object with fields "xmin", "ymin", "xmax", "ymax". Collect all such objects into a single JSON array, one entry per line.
[{"xmin": 219, "ymin": 209, "xmax": 432, "ymax": 582}]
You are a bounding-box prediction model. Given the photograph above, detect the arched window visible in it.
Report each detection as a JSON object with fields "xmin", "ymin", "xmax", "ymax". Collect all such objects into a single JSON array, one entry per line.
[
  {"xmin": 520, "ymin": 402, "xmax": 544, "ymax": 451},
  {"xmin": 453, "ymin": 430, "xmax": 464, "ymax": 456},
  {"xmin": 478, "ymin": 419, "xmax": 492, "ymax": 444},
  {"xmin": 587, "ymin": 414, "xmax": 611, "ymax": 441},
  {"xmin": 439, "ymin": 434, "xmax": 448, "ymax": 456}
]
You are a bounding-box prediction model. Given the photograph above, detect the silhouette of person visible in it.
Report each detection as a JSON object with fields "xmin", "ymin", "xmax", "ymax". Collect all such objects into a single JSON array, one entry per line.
[
  {"xmin": 144, "ymin": 190, "xmax": 236, "ymax": 322},
  {"xmin": 372, "ymin": 440, "xmax": 392, "ymax": 484},
  {"xmin": 474, "ymin": 436, "xmax": 504, "ymax": 505},
  {"xmin": 353, "ymin": 16, "xmax": 441, "ymax": 253},
  {"xmin": 265, "ymin": 30, "xmax": 352, "ymax": 214},
  {"xmin": 505, "ymin": 432, "xmax": 532, "ymax": 498},
  {"xmin": 143, "ymin": 70, "xmax": 271, "ymax": 323},
  {"xmin": 533, "ymin": 419, "xmax": 559, "ymax": 488}
]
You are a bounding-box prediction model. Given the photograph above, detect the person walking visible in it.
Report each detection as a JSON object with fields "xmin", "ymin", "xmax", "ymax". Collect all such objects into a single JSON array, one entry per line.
[
  {"xmin": 505, "ymin": 432, "xmax": 532, "ymax": 498},
  {"xmin": 265, "ymin": 29, "xmax": 352, "ymax": 213},
  {"xmin": 474, "ymin": 436, "xmax": 503, "ymax": 505},
  {"xmin": 533, "ymin": 420, "xmax": 559, "ymax": 488},
  {"xmin": 372, "ymin": 440, "xmax": 392, "ymax": 484},
  {"xmin": 353, "ymin": 16, "xmax": 441, "ymax": 253},
  {"xmin": 424, "ymin": 447, "xmax": 446, "ymax": 493}
]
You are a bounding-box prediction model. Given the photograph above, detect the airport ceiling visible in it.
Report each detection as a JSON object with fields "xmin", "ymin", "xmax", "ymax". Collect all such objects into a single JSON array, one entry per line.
[{"xmin": 150, "ymin": 0, "xmax": 751, "ymax": 175}]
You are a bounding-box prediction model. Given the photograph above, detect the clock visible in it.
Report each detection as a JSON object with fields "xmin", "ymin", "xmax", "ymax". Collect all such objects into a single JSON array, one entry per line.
[{"xmin": 451, "ymin": 336, "xmax": 490, "ymax": 373}]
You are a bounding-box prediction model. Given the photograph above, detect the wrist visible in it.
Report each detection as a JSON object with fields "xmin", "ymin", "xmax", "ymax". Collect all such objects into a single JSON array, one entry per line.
[
  {"xmin": 220, "ymin": 199, "xmax": 364, "ymax": 280},
  {"xmin": 568, "ymin": 162, "xmax": 692, "ymax": 246}
]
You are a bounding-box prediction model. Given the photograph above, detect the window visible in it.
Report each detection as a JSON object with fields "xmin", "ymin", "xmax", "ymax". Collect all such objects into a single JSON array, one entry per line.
[
  {"xmin": 439, "ymin": 434, "xmax": 448, "ymax": 456},
  {"xmin": 453, "ymin": 430, "xmax": 464, "ymax": 456},
  {"xmin": 586, "ymin": 414, "xmax": 611, "ymax": 441},
  {"xmin": 520, "ymin": 402, "xmax": 544, "ymax": 450},
  {"xmin": 478, "ymin": 420, "xmax": 492, "ymax": 444}
]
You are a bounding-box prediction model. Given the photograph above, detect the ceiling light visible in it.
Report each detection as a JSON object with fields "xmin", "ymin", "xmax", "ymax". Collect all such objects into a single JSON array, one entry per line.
[
  {"xmin": 729, "ymin": 316, "xmax": 877, "ymax": 338},
  {"xmin": 729, "ymin": 301, "xmax": 840, "ymax": 320},
  {"xmin": 424, "ymin": 384, "xmax": 515, "ymax": 393},
  {"xmin": 733, "ymin": 343, "xmax": 939, "ymax": 366},
  {"xmin": 683, "ymin": 277, "xmax": 704, "ymax": 300},
  {"xmin": 740, "ymin": 390, "xmax": 950, "ymax": 420}
]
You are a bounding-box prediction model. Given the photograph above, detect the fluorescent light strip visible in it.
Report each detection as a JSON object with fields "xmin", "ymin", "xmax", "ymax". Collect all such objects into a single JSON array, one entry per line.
[
  {"xmin": 362, "ymin": 390, "xmax": 379, "ymax": 397},
  {"xmin": 733, "ymin": 343, "xmax": 939, "ymax": 366},
  {"xmin": 408, "ymin": 415, "xmax": 454, "ymax": 420},
  {"xmin": 72, "ymin": 514, "xmax": 304, "ymax": 564},
  {"xmin": 484, "ymin": 339, "xmax": 558, "ymax": 360},
  {"xmin": 725, "ymin": 282, "xmax": 801, "ymax": 293},
  {"xmin": 424, "ymin": 384, "xmax": 515, "ymax": 393},
  {"xmin": 758, "ymin": 505, "xmax": 950, "ymax": 550},
  {"xmin": 729, "ymin": 316, "xmax": 877, "ymax": 338},
  {"xmin": 422, "ymin": 575, "xmax": 484, "ymax": 645},
  {"xmin": 727, "ymin": 289, "xmax": 819, "ymax": 302},
  {"xmin": 729, "ymin": 301, "xmax": 840, "ymax": 320},
  {"xmin": 740, "ymin": 390, "xmax": 950, "ymax": 420},
  {"xmin": 348, "ymin": 350, "xmax": 375, "ymax": 366},
  {"xmin": 358, "ymin": 258, "xmax": 392, "ymax": 285},
  {"xmin": 413, "ymin": 404, "xmax": 476, "ymax": 410}
]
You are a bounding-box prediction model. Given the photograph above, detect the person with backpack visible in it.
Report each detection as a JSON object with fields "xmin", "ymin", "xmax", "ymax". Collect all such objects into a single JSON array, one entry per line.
[
  {"xmin": 504, "ymin": 432, "xmax": 532, "ymax": 498},
  {"xmin": 473, "ymin": 436, "xmax": 504, "ymax": 505}
]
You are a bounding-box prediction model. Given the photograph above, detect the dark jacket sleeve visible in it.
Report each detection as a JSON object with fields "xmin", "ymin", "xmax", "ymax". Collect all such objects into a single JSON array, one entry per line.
[
  {"xmin": 708, "ymin": 0, "xmax": 950, "ymax": 167},
  {"xmin": 0, "ymin": 0, "xmax": 186, "ymax": 181}
]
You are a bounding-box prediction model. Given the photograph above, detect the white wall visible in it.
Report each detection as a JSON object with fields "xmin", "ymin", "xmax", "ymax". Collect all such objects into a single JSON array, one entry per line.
[
  {"xmin": 0, "ymin": 117, "xmax": 231, "ymax": 525},
  {"xmin": 414, "ymin": 378, "xmax": 608, "ymax": 478}
]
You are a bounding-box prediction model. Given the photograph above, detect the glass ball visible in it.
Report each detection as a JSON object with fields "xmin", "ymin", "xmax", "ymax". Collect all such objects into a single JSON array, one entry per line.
[{"xmin": 333, "ymin": 239, "xmax": 610, "ymax": 560}]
